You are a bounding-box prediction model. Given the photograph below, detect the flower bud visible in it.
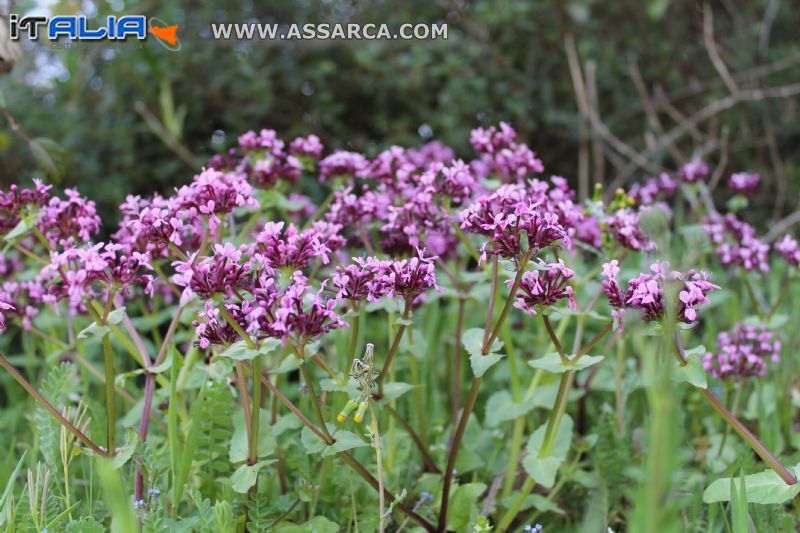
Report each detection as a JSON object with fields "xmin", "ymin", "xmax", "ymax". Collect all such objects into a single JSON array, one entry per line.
[
  {"xmin": 337, "ymin": 399, "xmax": 359, "ymax": 423},
  {"xmin": 353, "ymin": 401, "xmax": 368, "ymax": 424}
]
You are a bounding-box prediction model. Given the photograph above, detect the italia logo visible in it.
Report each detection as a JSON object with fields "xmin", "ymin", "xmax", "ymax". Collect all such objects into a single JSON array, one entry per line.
[{"xmin": 8, "ymin": 14, "xmax": 180, "ymax": 50}]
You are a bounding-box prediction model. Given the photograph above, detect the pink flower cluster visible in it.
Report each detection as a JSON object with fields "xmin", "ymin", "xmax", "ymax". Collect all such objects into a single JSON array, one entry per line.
[
  {"xmin": 678, "ymin": 159, "xmax": 708, "ymax": 183},
  {"xmin": 601, "ymin": 260, "xmax": 719, "ymax": 327},
  {"xmin": 775, "ymin": 234, "xmax": 800, "ymax": 267},
  {"xmin": 0, "ymin": 294, "xmax": 13, "ymax": 334},
  {"xmin": 513, "ymin": 260, "xmax": 576, "ymax": 316},
  {"xmin": 40, "ymin": 243, "xmax": 154, "ymax": 310},
  {"xmin": 727, "ymin": 172, "xmax": 760, "ymax": 196},
  {"xmin": 629, "ymin": 173, "xmax": 677, "ymax": 205},
  {"xmin": 702, "ymin": 323, "xmax": 781, "ymax": 379},
  {"xmin": 605, "ymin": 208, "xmax": 655, "ymax": 252},
  {"xmin": 470, "ymin": 122, "xmax": 544, "ymax": 182},
  {"xmin": 703, "ymin": 213, "xmax": 769, "ymax": 272}
]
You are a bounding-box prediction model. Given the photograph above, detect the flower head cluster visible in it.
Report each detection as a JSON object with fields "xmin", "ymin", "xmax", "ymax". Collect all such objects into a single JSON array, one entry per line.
[
  {"xmin": 513, "ymin": 260, "xmax": 576, "ymax": 316},
  {"xmin": 0, "ymin": 293, "xmax": 13, "ymax": 334},
  {"xmin": 319, "ymin": 151, "xmax": 369, "ymax": 182},
  {"xmin": 629, "ymin": 173, "xmax": 677, "ymax": 205},
  {"xmin": 601, "ymin": 260, "xmax": 719, "ymax": 326},
  {"xmin": 41, "ymin": 243, "xmax": 154, "ymax": 310},
  {"xmin": 605, "ymin": 208, "xmax": 655, "ymax": 252},
  {"xmin": 460, "ymin": 185, "xmax": 569, "ymax": 262},
  {"xmin": 678, "ymin": 159, "xmax": 708, "ymax": 183},
  {"xmin": 775, "ymin": 234, "xmax": 800, "ymax": 268},
  {"xmin": 289, "ymin": 134, "xmax": 324, "ymax": 160},
  {"xmin": 703, "ymin": 213, "xmax": 769, "ymax": 272},
  {"xmin": 470, "ymin": 123, "xmax": 543, "ymax": 182},
  {"xmin": 255, "ymin": 221, "xmax": 343, "ymax": 269},
  {"xmin": 702, "ymin": 323, "xmax": 781, "ymax": 380},
  {"xmin": 0, "ymin": 180, "xmax": 52, "ymax": 236},
  {"xmin": 728, "ymin": 172, "xmax": 760, "ymax": 195},
  {"xmin": 175, "ymin": 168, "xmax": 258, "ymax": 232},
  {"xmin": 173, "ymin": 243, "xmax": 253, "ymax": 304}
]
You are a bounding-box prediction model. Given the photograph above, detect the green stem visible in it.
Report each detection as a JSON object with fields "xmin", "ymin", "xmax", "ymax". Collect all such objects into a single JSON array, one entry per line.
[
  {"xmin": 300, "ymin": 361, "xmax": 334, "ymax": 442},
  {"xmin": 218, "ymin": 304, "xmax": 262, "ymax": 465},
  {"xmin": 375, "ymin": 299, "xmax": 412, "ymax": 396},
  {"xmin": 437, "ymin": 378, "xmax": 481, "ymax": 532},
  {"xmin": 0, "ymin": 354, "xmax": 108, "ymax": 457},
  {"xmin": 343, "ymin": 308, "xmax": 360, "ymax": 382},
  {"xmin": 498, "ymin": 476, "xmax": 536, "ymax": 530},
  {"xmin": 542, "ymin": 314, "xmax": 568, "ymax": 363},
  {"xmin": 102, "ymin": 334, "xmax": 115, "ymax": 456},
  {"xmin": 540, "ymin": 372, "xmax": 575, "ymax": 457},
  {"xmin": 673, "ymin": 333, "xmax": 796, "ymax": 485}
]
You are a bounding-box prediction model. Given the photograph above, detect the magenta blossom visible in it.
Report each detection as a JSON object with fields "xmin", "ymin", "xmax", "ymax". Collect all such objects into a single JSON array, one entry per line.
[
  {"xmin": 41, "ymin": 243, "xmax": 154, "ymax": 311},
  {"xmin": 702, "ymin": 324, "xmax": 780, "ymax": 380},
  {"xmin": 173, "ymin": 243, "xmax": 253, "ymax": 304},
  {"xmin": 289, "ymin": 134, "xmax": 324, "ymax": 160},
  {"xmin": 728, "ymin": 172, "xmax": 760, "ymax": 195},
  {"xmin": 703, "ymin": 213, "xmax": 769, "ymax": 272},
  {"xmin": 254, "ymin": 221, "xmax": 339, "ymax": 270},
  {"xmin": 601, "ymin": 260, "xmax": 719, "ymax": 326},
  {"xmin": 0, "ymin": 294, "xmax": 13, "ymax": 333},
  {"xmin": 678, "ymin": 159, "xmax": 708, "ymax": 183},
  {"xmin": 605, "ymin": 208, "xmax": 655, "ymax": 252},
  {"xmin": 318, "ymin": 151, "xmax": 369, "ymax": 182},
  {"xmin": 513, "ymin": 260, "xmax": 576, "ymax": 316},
  {"xmin": 775, "ymin": 235, "xmax": 800, "ymax": 267}
]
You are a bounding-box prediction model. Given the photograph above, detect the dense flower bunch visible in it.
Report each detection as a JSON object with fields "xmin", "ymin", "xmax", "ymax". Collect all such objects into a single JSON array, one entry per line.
[
  {"xmin": 678, "ymin": 159, "xmax": 708, "ymax": 183},
  {"xmin": 470, "ymin": 122, "xmax": 544, "ymax": 182},
  {"xmin": 513, "ymin": 260, "xmax": 576, "ymax": 315},
  {"xmin": 629, "ymin": 173, "xmax": 677, "ymax": 205},
  {"xmin": 702, "ymin": 323, "xmax": 781, "ymax": 379},
  {"xmin": 774, "ymin": 234, "xmax": 800, "ymax": 268},
  {"xmin": 727, "ymin": 172, "xmax": 760, "ymax": 195},
  {"xmin": 601, "ymin": 260, "xmax": 719, "ymax": 326},
  {"xmin": 0, "ymin": 179, "xmax": 51, "ymax": 235},
  {"xmin": 40, "ymin": 243, "xmax": 154, "ymax": 310},
  {"xmin": 0, "ymin": 293, "xmax": 12, "ymax": 333},
  {"xmin": 605, "ymin": 208, "xmax": 655, "ymax": 252},
  {"xmin": 703, "ymin": 213, "xmax": 769, "ymax": 272}
]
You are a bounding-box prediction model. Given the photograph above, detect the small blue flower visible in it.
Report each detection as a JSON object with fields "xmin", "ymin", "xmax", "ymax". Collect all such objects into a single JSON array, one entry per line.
[{"xmin": 148, "ymin": 487, "xmax": 161, "ymax": 497}]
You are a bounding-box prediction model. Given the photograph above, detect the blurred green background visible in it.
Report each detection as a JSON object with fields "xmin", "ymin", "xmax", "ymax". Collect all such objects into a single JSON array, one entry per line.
[{"xmin": 1, "ymin": 0, "xmax": 798, "ymax": 225}]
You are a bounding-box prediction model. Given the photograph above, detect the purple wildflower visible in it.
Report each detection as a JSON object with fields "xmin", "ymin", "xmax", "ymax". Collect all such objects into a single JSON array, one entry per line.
[
  {"xmin": 602, "ymin": 260, "xmax": 719, "ymax": 325},
  {"xmin": 513, "ymin": 260, "xmax": 576, "ymax": 316},
  {"xmin": 775, "ymin": 234, "xmax": 800, "ymax": 268},
  {"xmin": 728, "ymin": 172, "xmax": 760, "ymax": 195},
  {"xmin": 0, "ymin": 294, "xmax": 13, "ymax": 334},
  {"xmin": 318, "ymin": 151, "xmax": 369, "ymax": 182},
  {"xmin": 172, "ymin": 243, "xmax": 252, "ymax": 304},
  {"xmin": 605, "ymin": 208, "xmax": 655, "ymax": 252},
  {"xmin": 702, "ymin": 324, "xmax": 781, "ymax": 380},
  {"xmin": 678, "ymin": 159, "xmax": 708, "ymax": 183},
  {"xmin": 289, "ymin": 134, "xmax": 324, "ymax": 160}
]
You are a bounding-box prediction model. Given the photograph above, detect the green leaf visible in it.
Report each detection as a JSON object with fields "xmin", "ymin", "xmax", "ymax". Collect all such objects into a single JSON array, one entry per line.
[
  {"xmin": 672, "ymin": 345, "xmax": 706, "ymax": 388},
  {"xmin": 703, "ymin": 464, "xmax": 800, "ymax": 504},
  {"xmin": 217, "ymin": 340, "xmax": 259, "ymax": 361},
  {"xmin": 446, "ymin": 482, "xmax": 486, "ymax": 531},
  {"xmin": 258, "ymin": 337, "xmax": 282, "ymax": 355},
  {"xmin": 274, "ymin": 354, "xmax": 303, "ymax": 374},
  {"xmin": 77, "ymin": 321, "xmax": 110, "ymax": 340},
  {"xmin": 378, "ymin": 382, "xmax": 417, "ymax": 404},
  {"xmin": 522, "ymin": 415, "xmax": 574, "ymax": 488},
  {"xmin": 231, "ymin": 460, "xmax": 276, "ymax": 493},
  {"xmin": 230, "ymin": 411, "xmax": 277, "ymax": 463},
  {"xmin": 110, "ymin": 429, "xmax": 139, "ymax": 469},
  {"xmin": 470, "ymin": 352, "xmax": 505, "ymax": 378},
  {"xmin": 3, "ymin": 215, "xmax": 38, "ymax": 243},
  {"xmin": 641, "ymin": 321, "xmax": 665, "ymax": 336},
  {"xmin": 484, "ymin": 390, "xmax": 534, "ymax": 427},
  {"xmin": 106, "ymin": 307, "xmax": 126, "ymax": 325},
  {"xmin": 462, "ymin": 327, "xmax": 503, "ymax": 357},
  {"xmin": 273, "ymin": 516, "xmax": 340, "ymax": 533},
  {"xmin": 300, "ymin": 425, "xmax": 367, "ymax": 457},
  {"xmin": 528, "ymin": 353, "xmax": 604, "ymax": 374}
]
